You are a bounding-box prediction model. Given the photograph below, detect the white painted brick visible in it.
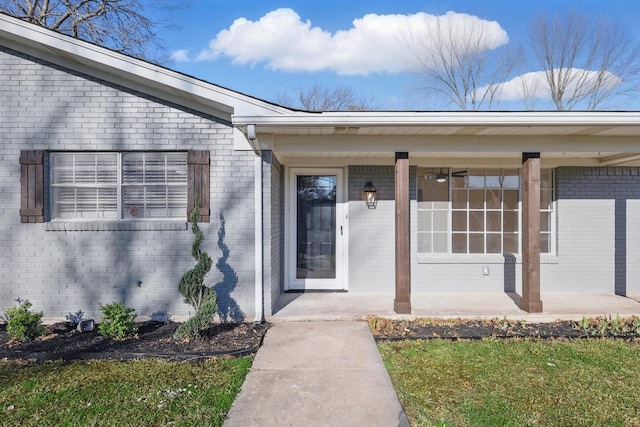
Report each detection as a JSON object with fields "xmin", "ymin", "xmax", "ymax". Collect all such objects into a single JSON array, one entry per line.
[{"xmin": 0, "ymin": 47, "xmax": 255, "ymax": 321}]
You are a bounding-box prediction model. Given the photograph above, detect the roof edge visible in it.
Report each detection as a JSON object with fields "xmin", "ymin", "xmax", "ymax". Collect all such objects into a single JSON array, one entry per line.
[
  {"xmin": 233, "ymin": 110, "xmax": 640, "ymax": 126},
  {"xmin": 0, "ymin": 13, "xmax": 293, "ymax": 118}
]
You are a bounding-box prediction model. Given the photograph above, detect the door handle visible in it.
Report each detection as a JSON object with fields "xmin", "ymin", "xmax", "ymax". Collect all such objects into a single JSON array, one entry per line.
[{"xmin": 340, "ymin": 225, "xmax": 343, "ymax": 235}]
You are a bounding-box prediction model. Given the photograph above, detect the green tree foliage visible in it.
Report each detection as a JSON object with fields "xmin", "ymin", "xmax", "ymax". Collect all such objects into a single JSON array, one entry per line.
[{"xmin": 174, "ymin": 204, "xmax": 217, "ymax": 340}]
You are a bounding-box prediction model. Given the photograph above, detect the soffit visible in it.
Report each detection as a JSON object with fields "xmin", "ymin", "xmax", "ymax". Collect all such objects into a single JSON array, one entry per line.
[{"xmin": 253, "ymin": 124, "xmax": 640, "ymax": 137}]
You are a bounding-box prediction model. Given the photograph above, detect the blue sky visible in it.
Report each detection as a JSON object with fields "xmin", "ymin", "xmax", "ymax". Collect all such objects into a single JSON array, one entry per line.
[{"xmin": 157, "ymin": 1, "xmax": 640, "ymax": 110}]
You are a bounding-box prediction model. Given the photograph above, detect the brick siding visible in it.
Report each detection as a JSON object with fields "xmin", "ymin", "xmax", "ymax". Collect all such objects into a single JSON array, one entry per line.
[{"xmin": 0, "ymin": 47, "xmax": 255, "ymax": 320}]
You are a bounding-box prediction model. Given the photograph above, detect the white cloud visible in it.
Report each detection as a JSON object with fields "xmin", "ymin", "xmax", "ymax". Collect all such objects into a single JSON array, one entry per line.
[
  {"xmin": 194, "ymin": 8, "xmax": 509, "ymax": 75},
  {"xmin": 484, "ymin": 69, "xmax": 622, "ymax": 103},
  {"xmin": 170, "ymin": 49, "xmax": 191, "ymax": 62},
  {"xmin": 486, "ymin": 71, "xmax": 550, "ymax": 101}
]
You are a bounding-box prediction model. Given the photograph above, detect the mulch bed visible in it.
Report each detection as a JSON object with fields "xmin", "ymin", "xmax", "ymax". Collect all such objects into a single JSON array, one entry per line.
[
  {"xmin": 0, "ymin": 321, "xmax": 269, "ymax": 362},
  {"xmin": 3, "ymin": 316, "xmax": 639, "ymax": 362},
  {"xmin": 370, "ymin": 316, "xmax": 640, "ymax": 341}
]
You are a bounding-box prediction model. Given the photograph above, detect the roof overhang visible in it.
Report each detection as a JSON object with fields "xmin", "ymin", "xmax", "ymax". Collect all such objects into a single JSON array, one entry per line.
[{"xmin": 233, "ymin": 111, "xmax": 640, "ymax": 167}]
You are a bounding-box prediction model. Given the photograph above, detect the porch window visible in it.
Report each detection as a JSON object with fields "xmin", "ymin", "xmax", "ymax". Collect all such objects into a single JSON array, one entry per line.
[
  {"xmin": 417, "ymin": 168, "xmax": 554, "ymax": 254},
  {"xmin": 50, "ymin": 152, "xmax": 187, "ymax": 220}
]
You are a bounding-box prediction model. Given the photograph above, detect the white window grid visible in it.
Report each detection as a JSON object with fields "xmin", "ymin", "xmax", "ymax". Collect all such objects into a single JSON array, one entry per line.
[{"xmin": 417, "ymin": 168, "xmax": 555, "ymax": 255}]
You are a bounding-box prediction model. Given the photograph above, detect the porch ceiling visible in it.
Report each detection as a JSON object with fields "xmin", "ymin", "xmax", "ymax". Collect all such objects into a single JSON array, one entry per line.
[
  {"xmin": 270, "ymin": 150, "xmax": 619, "ymax": 168},
  {"xmin": 234, "ymin": 111, "xmax": 640, "ymax": 167}
]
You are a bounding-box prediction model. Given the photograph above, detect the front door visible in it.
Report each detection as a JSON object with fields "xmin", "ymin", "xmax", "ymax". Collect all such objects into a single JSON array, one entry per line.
[{"xmin": 286, "ymin": 168, "xmax": 346, "ymax": 290}]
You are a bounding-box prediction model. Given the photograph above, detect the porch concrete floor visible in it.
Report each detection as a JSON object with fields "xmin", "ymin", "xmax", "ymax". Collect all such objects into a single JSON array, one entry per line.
[{"xmin": 270, "ymin": 292, "xmax": 640, "ymax": 323}]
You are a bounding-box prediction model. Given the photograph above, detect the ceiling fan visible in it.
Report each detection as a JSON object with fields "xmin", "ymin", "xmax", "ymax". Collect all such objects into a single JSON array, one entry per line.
[{"xmin": 434, "ymin": 169, "xmax": 467, "ymax": 183}]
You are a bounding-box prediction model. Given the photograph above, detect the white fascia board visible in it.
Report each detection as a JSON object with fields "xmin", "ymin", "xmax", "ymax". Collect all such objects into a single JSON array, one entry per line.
[
  {"xmin": 0, "ymin": 14, "xmax": 291, "ymax": 118},
  {"xmin": 234, "ymin": 111, "xmax": 640, "ymax": 127}
]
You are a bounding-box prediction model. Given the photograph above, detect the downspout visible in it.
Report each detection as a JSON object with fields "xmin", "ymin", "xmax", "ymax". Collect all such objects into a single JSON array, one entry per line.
[{"xmin": 247, "ymin": 124, "xmax": 264, "ymax": 323}]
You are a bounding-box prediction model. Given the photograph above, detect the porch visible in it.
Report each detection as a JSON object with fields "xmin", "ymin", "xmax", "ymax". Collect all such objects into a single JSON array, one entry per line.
[
  {"xmin": 269, "ymin": 292, "xmax": 640, "ymax": 322},
  {"xmin": 239, "ymin": 112, "xmax": 640, "ymax": 320}
]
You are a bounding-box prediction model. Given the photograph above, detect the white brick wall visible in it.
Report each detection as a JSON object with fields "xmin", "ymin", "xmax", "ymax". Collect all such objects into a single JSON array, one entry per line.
[
  {"xmin": 548, "ymin": 167, "xmax": 640, "ymax": 295},
  {"xmin": 261, "ymin": 151, "xmax": 283, "ymax": 315},
  {"xmin": 0, "ymin": 47, "xmax": 255, "ymax": 320},
  {"xmin": 545, "ymin": 198, "xmax": 614, "ymax": 292},
  {"xmin": 348, "ymin": 166, "xmax": 396, "ymax": 292},
  {"xmin": 628, "ymin": 199, "xmax": 640, "ymax": 295}
]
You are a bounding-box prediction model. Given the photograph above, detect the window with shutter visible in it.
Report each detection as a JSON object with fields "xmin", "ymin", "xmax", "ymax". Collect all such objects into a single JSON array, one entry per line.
[{"xmin": 50, "ymin": 152, "xmax": 190, "ymax": 220}]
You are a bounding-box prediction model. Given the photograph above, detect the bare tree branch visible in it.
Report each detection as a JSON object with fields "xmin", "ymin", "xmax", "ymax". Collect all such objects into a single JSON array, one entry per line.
[
  {"xmin": 404, "ymin": 13, "xmax": 520, "ymax": 111},
  {"xmin": 0, "ymin": 0, "xmax": 179, "ymax": 61},
  {"xmin": 528, "ymin": 10, "xmax": 640, "ymax": 110},
  {"xmin": 277, "ymin": 85, "xmax": 376, "ymax": 111}
]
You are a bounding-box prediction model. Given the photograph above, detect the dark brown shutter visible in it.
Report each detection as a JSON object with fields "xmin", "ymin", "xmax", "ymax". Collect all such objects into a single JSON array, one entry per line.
[
  {"xmin": 187, "ymin": 150, "xmax": 210, "ymax": 223},
  {"xmin": 20, "ymin": 150, "xmax": 44, "ymax": 223}
]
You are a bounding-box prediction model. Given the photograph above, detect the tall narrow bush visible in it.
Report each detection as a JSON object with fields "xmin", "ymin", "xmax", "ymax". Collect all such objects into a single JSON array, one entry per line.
[{"xmin": 174, "ymin": 203, "xmax": 217, "ymax": 340}]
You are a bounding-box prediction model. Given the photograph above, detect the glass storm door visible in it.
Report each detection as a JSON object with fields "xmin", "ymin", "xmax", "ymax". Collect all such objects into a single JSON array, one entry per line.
[{"xmin": 286, "ymin": 169, "xmax": 345, "ymax": 290}]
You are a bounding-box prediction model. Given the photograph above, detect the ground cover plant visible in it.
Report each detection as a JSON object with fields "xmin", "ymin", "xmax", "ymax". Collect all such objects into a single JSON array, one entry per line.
[
  {"xmin": 372, "ymin": 317, "xmax": 640, "ymax": 427},
  {"xmin": 0, "ymin": 357, "xmax": 251, "ymax": 427}
]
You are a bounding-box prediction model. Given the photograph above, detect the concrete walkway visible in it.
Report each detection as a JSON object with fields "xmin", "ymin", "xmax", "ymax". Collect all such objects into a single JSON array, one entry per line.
[
  {"xmin": 271, "ymin": 292, "xmax": 640, "ymax": 322},
  {"xmin": 224, "ymin": 321, "xmax": 409, "ymax": 427},
  {"xmin": 224, "ymin": 293, "xmax": 640, "ymax": 426}
]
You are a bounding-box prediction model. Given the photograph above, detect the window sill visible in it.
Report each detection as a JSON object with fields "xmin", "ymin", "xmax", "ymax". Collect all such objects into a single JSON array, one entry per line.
[
  {"xmin": 45, "ymin": 220, "xmax": 188, "ymax": 232},
  {"xmin": 417, "ymin": 254, "xmax": 559, "ymax": 264}
]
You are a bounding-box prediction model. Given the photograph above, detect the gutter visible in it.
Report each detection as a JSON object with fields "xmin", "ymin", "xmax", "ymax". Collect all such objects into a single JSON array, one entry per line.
[{"xmin": 233, "ymin": 111, "xmax": 640, "ymax": 127}]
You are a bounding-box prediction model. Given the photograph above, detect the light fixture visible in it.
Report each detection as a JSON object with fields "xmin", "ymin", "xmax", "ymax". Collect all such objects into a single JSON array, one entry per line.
[
  {"xmin": 436, "ymin": 169, "xmax": 448, "ymax": 183},
  {"xmin": 246, "ymin": 124, "xmax": 257, "ymax": 141},
  {"xmin": 363, "ymin": 180, "xmax": 377, "ymax": 209}
]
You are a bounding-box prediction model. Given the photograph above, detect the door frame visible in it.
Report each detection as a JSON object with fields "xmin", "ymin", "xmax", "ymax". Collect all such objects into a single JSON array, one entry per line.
[{"xmin": 284, "ymin": 167, "xmax": 348, "ymax": 291}]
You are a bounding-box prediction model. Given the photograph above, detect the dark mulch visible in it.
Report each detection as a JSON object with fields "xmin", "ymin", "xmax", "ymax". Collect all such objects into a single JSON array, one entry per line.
[
  {"xmin": 4, "ymin": 316, "xmax": 639, "ymax": 362},
  {"xmin": 370, "ymin": 316, "xmax": 640, "ymax": 341},
  {"xmin": 0, "ymin": 321, "xmax": 269, "ymax": 361}
]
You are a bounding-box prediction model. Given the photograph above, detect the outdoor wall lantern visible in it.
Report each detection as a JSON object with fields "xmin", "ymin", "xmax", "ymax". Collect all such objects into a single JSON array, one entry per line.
[
  {"xmin": 436, "ymin": 169, "xmax": 448, "ymax": 183},
  {"xmin": 363, "ymin": 180, "xmax": 377, "ymax": 209}
]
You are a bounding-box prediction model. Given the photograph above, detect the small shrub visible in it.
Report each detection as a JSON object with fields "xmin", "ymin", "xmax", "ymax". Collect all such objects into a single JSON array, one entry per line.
[
  {"xmin": 65, "ymin": 309, "xmax": 85, "ymax": 326},
  {"xmin": 632, "ymin": 316, "xmax": 640, "ymax": 335},
  {"xmin": 98, "ymin": 302, "xmax": 138, "ymax": 339},
  {"xmin": 4, "ymin": 300, "xmax": 45, "ymax": 341}
]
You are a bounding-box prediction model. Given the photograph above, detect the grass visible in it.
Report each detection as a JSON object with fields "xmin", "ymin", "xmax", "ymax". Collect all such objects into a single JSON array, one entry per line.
[
  {"xmin": 0, "ymin": 356, "xmax": 252, "ymax": 427},
  {"xmin": 379, "ymin": 338, "xmax": 640, "ymax": 427}
]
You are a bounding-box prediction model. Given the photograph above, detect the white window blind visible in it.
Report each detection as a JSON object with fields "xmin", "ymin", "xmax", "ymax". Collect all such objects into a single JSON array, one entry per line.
[
  {"xmin": 122, "ymin": 152, "xmax": 187, "ymax": 219},
  {"xmin": 51, "ymin": 152, "xmax": 187, "ymax": 220}
]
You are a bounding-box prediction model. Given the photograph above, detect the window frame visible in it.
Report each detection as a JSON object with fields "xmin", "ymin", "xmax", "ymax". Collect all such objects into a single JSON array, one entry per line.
[{"xmin": 416, "ymin": 167, "xmax": 555, "ymax": 256}]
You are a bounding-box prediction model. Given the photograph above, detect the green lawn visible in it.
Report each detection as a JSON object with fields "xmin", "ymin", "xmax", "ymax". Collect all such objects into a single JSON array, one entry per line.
[
  {"xmin": 0, "ymin": 357, "xmax": 252, "ymax": 427},
  {"xmin": 379, "ymin": 339, "xmax": 640, "ymax": 427}
]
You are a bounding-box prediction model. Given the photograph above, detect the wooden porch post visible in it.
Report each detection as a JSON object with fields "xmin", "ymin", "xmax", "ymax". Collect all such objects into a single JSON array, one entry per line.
[
  {"xmin": 520, "ymin": 152, "xmax": 543, "ymax": 313},
  {"xmin": 395, "ymin": 152, "xmax": 411, "ymax": 314}
]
